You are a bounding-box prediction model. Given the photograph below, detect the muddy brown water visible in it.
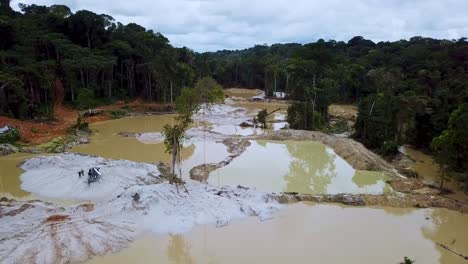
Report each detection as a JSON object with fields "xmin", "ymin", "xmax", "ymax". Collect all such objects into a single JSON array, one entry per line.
[
  {"xmin": 208, "ymin": 140, "xmax": 389, "ymax": 194},
  {"xmin": 224, "ymin": 88, "xmax": 263, "ymax": 98},
  {"xmin": 0, "ymin": 152, "xmax": 35, "ymax": 200},
  {"xmin": 402, "ymin": 146, "xmax": 468, "ymax": 202},
  {"xmin": 1, "ymin": 99, "xmax": 467, "ymax": 263},
  {"xmin": 73, "ymin": 115, "xmax": 179, "ymax": 164},
  {"xmin": 87, "ymin": 202, "xmax": 468, "ymax": 264}
]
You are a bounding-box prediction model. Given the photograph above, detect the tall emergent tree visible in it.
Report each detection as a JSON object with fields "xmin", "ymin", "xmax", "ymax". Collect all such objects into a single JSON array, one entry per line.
[{"xmin": 162, "ymin": 77, "xmax": 223, "ymax": 192}]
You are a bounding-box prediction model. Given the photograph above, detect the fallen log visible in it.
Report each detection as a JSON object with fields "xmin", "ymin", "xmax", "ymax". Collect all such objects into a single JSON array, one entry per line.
[{"xmin": 436, "ymin": 243, "xmax": 468, "ymax": 260}]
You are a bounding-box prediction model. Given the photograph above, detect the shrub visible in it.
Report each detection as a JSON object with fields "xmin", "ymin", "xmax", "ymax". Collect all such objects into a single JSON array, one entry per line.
[
  {"xmin": 108, "ymin": 109, "xmax": 127, "ymax": 119},
  {"xmin": 257, "ymin": 109, "xmax": 268, "ymax": 128},
  {"xmin": 380, "ymin": 140, "xmax": 399, "ymax": 156},
  {"xmin": 400, "ymin": 257, "xmax": 415, "ymax": 264},
  {"xmin": 72, "ymin": 114, "xmax": 89, "ymax": 132},
  {"xmin": 322, "ymin": 120, "xmax": 350, "ymax": 134},
  {"xmin": 76, "ymin": 88, "xmax": 97, "ymax": 110},
  {"xmin": 44, "ymin": 137, "xmax": 69, "ymax": 153},
  {"xmin": 287, "ymin": 102, "xmax": 327, "ymax": 131},
  {"xmin": 0, "ymin": 127, "xmax": 21, "ymax": 144}
]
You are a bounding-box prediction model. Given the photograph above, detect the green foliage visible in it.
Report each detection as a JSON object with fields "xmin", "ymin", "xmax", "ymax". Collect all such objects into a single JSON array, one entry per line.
[
  {"xmin": 108, "ymin": 109, "xmax": 127, "ymax": 119},
  {"xmin": 380, "ymin": 140, "xmax": 399, "ymax": 156},
  {"xmin": 197, "ymin": 37, "xmax": 468, "ymax": 162},
  {"xmin": 162, "ymin": 122, "xmax": 188, "ymax": 156},
  {"xmin": 72, "ymin": 113, "xmax": 89, "ymax": 132},
  {"xmin": 0, "ymin": 3, "xmax": 196, "ymax": 119},
  {"xmin": 76, "ymin": 88, "xmax": 97, "ymax": 110},
  {"xmin": 287, "ymin": 102, "xmax": 327, "ymax": 131},
  {"xmin": 431, "ymin": 104, "xmax": 468, "ymax": 187},
  {"xmin": 193, "ymin": 76, "xmax": 225, "ymax": 106},
  {"xmin": 400, "ymin": 257, "xmax": 415, "ymax": 264},
  {"xmin": 257, "ymin": 109, "xmax": 268, "ymax": 128},
  {"xmin": 1, "ymin": 1, "xmax": 467, "ymax": 172},
  {"xmin": 175, "ymin": 77, "xmax": 224, "ymax": 123},
  {"xmin": 162, "ymin": 77, "xmax": 224, "ymax": 188},
  {"xmin": 322, "ymin": 120, "xmax": 350, "ymax": 134},
  {"xmin": 175, "ymin": 88, "xmax": 201, "ymax": 123},
  {"xmin": 0, "ymin": 127, "xmax": 20, "ymax": 144},
  {"xmin": 43, "ymin": 137, "xmax": 73, "ymax": 153}
]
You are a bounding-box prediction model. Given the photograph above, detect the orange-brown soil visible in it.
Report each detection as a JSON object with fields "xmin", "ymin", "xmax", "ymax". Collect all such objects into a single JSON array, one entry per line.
[{"xmin": 0, "ymin": 80, "xmax": 173, "ymax": 145}]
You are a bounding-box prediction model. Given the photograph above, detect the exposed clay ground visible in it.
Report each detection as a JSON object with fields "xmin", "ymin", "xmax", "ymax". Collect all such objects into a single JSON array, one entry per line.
[
  {"xmin": 0, "ymin": 98, "xmax": 173, "ymax": 145},
  {"xmin": 328, "ymin": 104, "xmax": 358, "ymax": 122},
  {"xmin": 253, "ymin": 129, "xmax": 401, "ymax": 178},
  {"xmin": 275, "ymin": 177, "xmax": 468, "ymax": 213}
]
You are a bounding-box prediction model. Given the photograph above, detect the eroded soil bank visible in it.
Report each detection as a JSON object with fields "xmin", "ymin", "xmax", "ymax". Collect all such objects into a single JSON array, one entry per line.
[{"xmin": 253, "ymin": 129, "xmax": 401, "ymax": 178}]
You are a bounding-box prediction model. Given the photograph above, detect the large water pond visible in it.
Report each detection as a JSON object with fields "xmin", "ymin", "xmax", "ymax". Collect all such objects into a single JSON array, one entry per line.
[
  {"xmin": 208, "ymin": 140, "xmax": 388, "ymax": 194},
  {"xmin": 87, "ymin": 202, "xmax": 468, "ymax": 264},
  {"xmin": 1, "ymin": 100, "xmax": 467, "ymax": 264}
]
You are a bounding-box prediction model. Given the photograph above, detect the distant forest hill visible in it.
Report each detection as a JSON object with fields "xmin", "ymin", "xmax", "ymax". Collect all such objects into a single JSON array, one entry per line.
[{"xmin": 1, "ymin": 2, "xmax": 467, "ymax": 172}]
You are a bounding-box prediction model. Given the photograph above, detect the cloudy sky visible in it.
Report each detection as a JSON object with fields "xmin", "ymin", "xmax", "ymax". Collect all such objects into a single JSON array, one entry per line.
[{"xmin": 11, "ymin": 0, "xmax": 468, "ymax": 51}]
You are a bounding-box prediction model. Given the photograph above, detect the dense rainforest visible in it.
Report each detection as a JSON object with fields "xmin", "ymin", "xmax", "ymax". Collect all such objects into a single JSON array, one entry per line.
[
  {"xmin": 0, "ymin": 0, "xmax": 197, "ymax": 118},
  {"xmin": 0, "ymin": 1, "xmax": 467, "ymax": 181}
]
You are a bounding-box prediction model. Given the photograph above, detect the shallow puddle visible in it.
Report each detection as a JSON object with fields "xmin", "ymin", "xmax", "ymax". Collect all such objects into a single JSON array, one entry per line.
[
  {"xmin": 87, "ymin": 202, "xmax": 468, "ymax": 264},
  {"xmin": 0, "ymin": 152, "xmax": 35, "ymax": 200},
  {"xmin": 208, "ymin": 140, "xmax": 388, "ymax": 194}
]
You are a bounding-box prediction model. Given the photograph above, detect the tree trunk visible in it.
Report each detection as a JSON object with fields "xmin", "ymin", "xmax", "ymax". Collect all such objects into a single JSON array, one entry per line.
[
  {"xmin": 312, "ymin": 98, "xmax": 316, "ymax": 130},
  {"xmin": 304, "ymin": 100, "xmax": 307, "ymax": 129},
  {"xmin": 172, "ymin": 140, "xmax": 177, "ymax": 175},
  {"xmin": 440, "ymin": 169, "xmax": 445, "ymax": 190},
  {"xmin": 170, "ymin": 81, "xmax": 173, "ymax": 104},
  {"xmin": 86, "ymin": 70, "xmax": 90, "ymax": 89},
  {"xmin": 148, "ymin": 72, "xmax": 152, "ymax": 101},
  {"xmin": 108, "ymin": 68, "xmax": 112, "ymax": 98},
  {"xmin": 80, "ymin": 70, "xmax": 85, "ymax": 88},
  {"xmin": 274, "ymin": 71, "xmax": 277, "ymax": 94},
  {"xmin": 86, "ymin": 30, "xmax": 91, "ymax": 49},
  {"xmin": 464, "ymin": 176, "xmax": 468, "ymax": 194},
  {"xmin": 369, "ymin": 97, "xmax": 377, "ymax": 116}
]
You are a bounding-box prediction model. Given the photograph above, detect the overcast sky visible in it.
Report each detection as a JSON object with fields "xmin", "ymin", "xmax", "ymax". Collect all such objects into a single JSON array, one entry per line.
[{"xmin": 11, "ymin": 0, "xmax": 468, "ymax": 51}]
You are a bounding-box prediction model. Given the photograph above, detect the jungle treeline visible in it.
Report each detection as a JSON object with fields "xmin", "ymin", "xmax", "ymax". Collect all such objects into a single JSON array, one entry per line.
[{"xmin": 0, "ymin": 1, "xmax": 467, "ymax": 179}]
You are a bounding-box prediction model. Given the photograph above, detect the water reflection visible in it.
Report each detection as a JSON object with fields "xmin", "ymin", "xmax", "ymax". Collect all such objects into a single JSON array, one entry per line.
[
  {"xmin": 284, "ymin": 141, "xmax": 335, "ymax": 194},
  {"xmin": 87, "ymin": 203, "xmax": 468, "ymax": 264},
  {"xmin": 209, "ymin": 140, "xmax": 387, "ymax": 195}
]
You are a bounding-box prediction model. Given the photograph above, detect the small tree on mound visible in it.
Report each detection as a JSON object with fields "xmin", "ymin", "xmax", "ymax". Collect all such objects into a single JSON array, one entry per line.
[
  {"xmin": 162, "ymin": 77, "xmax": 224, "ymax": 192},
  {"xmin": 400, "ymin": 257, "xmax": 415, "ymax": 264},
  {"xmin": 257, "ymin": 109, "xmax": 268, "ymax": 128}
]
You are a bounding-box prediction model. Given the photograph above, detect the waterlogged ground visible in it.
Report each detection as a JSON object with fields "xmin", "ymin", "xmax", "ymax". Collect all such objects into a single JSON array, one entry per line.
[
  {"xmin": 208, "ymin": 140, "xmax": 388, "ymax": 194},
  {"xmin": 1, "ymin": 91, "xmax": 467, "ymax": 263},
  {"xmin": 87, "ymin": 203, "xmax": 468, "ymax": 264},
  {"xmin": 0, "ymin": 153, "xmax": 35, "ymax": 200}
]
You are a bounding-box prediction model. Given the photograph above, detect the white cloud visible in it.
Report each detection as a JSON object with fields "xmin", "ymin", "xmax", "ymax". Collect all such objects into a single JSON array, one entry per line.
[{"xmin": 11, "ymin": 0, "xmax": 468, "ymax": 51}]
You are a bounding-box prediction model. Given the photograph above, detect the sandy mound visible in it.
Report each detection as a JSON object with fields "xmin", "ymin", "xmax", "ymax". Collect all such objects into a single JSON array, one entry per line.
[{"xmin": 20, "ymin": 153, "xmax": 161, "ymax": 201}]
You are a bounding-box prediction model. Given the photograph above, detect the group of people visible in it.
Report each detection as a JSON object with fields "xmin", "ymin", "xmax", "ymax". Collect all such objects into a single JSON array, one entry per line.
[{"xmin": 78, "ymin": 167, "xmax": 102, "ymax": 186}]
